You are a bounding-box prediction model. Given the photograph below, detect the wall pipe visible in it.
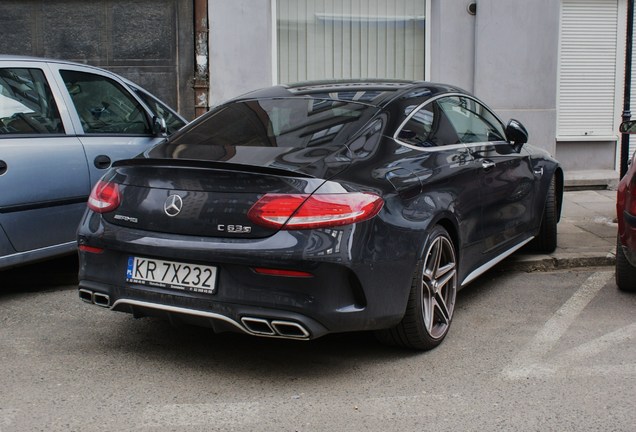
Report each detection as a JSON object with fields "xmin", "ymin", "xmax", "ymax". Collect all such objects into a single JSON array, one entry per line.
[
  {"xmin": 194, "ymin": 0, "xmax": 210, "ymax": 117},
  {"xmin": 621, "ymin": 0, "xmax": 634, "ymax": 178}
]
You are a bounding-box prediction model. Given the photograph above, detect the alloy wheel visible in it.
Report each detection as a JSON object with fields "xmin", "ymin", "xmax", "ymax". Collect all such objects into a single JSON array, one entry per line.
[{"xmin": 421, "ymin": 235, "xmax": 457, "ymax": 339}]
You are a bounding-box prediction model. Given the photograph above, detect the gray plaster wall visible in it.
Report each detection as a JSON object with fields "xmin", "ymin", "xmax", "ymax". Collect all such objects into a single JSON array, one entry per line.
[
  {"xmin": 430, "ymin": 0, "xmax": 560, "ymax": 155},
  {"xmin": 429, "ymin": 1, "xmax": 476, "ymax": 93},
  {"xmin": 209, "ymin": 0, "xmax": 273, "ymax": 106},
  {"xmin": 473, "ymin": 0, "xmax": 560, "ymax": 155}
]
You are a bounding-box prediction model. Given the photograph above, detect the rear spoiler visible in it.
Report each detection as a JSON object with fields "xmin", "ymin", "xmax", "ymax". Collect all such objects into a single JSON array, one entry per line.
[{"xmin": 111, "ymin": 158, "xmax": 315, "ymax": 179}]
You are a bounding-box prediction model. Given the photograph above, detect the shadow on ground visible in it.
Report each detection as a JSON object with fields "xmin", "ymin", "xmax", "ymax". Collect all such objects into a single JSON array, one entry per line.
[{"xmin": 1, "ymin": 254, "xmax": 79, "ymax": 292}]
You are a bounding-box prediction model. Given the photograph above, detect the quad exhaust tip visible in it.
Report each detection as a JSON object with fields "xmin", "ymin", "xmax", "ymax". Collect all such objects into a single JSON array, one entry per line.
[
  {"xmin": 241, "ymin": 317, "xmax": 310, "ymax": 339},
  {"xmin": 79, "ymin": 289, "xmax": 111, "ymax": 308}
]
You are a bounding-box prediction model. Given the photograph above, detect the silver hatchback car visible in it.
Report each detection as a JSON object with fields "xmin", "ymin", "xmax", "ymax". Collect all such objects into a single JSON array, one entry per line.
[{"xmin": 0, "ymin": 55, "xmax": 186, "ymax": 269}]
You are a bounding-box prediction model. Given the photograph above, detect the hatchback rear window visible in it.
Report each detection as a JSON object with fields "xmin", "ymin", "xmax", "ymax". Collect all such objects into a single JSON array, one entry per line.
[{"xmin": 167, "ymin": 98, "xmax": 373, "ymax": 149}]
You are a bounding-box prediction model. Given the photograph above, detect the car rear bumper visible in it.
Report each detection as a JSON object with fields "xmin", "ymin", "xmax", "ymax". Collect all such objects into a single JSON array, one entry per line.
[{"xmin": 77, "ymin": 214, "xmax": 417, "ymax": 340}]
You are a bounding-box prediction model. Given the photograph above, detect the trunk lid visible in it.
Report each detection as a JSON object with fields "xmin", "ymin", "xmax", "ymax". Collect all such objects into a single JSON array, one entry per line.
[{"xmin": 102, "ymin": 159, "xmax": 337, "ymax": 239}]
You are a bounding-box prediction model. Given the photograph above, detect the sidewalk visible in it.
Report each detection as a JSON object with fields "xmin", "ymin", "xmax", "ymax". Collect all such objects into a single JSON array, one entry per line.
[{"xmin": 507, "ymin": 189, "xmax": 617, "ymax": 271}]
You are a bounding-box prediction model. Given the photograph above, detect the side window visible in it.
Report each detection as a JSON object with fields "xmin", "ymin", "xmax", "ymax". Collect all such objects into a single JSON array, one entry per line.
[
  {"xmin": 131, "ymin": 86, "xmax": 186, "ymax": 135},
  {"xmin": 397, "ymin": 102, "xmax": 460, "ymax": 147},
  {"xmin": 0, "ymin": 68, "xmax": 64, "ymax": 134},
  {"xmin": 437, "ymin": 96, "xmax": 506, "ymax": 143},
  {"xmin": 60, "ymin": 70, "xmax": 151, "ymax": 135}
]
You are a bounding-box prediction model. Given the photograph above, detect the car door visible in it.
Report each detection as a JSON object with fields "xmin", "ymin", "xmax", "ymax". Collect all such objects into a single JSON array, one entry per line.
[
  {"xmin": 48, "ymin": 64, "xmax": 165, "ymax": 186},
  {"xmin": 438, "ymin": 96, "xmax": 536, "ymax": 258},
  {"xmin": 393, "ymin": 98, "xmax": 485, "ymax": 279},
  {"xmin": 0, "ymin": 62, "xmax": 90, "ymax": 254}
]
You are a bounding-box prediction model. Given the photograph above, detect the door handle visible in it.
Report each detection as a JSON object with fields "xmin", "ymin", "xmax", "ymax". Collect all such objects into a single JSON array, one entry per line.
[
  {"xmin": 94, "ymin": 155, "xmax": 112, "ymax": 169},
  {"xmin": 0, "ymin": 160, "xmax": 6, "ymax": 176},
  {"xmin": 482, "ymin": 160, "xmax": 496, "ymax": 170}
]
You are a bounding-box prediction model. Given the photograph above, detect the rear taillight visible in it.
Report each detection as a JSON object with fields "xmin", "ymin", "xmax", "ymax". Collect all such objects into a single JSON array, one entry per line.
[
  {"xmin": 247, "ymin": 192, "xmax": 383, "ymax": 230},
  {"xmin": 88, "ymin": 180, "xmax": 121, "ymax": 213}
]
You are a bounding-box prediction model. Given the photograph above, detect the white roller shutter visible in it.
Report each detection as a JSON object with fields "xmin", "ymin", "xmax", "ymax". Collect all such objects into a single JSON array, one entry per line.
[{"xmin": 557, "ymin": 0, "xmax": 620, "ymax": 139}]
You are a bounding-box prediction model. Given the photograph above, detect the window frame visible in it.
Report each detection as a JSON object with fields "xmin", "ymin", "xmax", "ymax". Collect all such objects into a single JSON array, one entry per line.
[
  {"xmin": 271, "ymin": 0, "xmax": 431, "ymax": 85},
  {"xmin": 393, "ymin": 93, "xmax": 508, "ymax": 152},
  {"xmin": 437, "ymin": 96, "xmax": 507, "ymax": 145},
  {"xmin": 0, "ymin": 63, "xmax": 75, "ymax": 137},
  {"xmin": 59, "ymin": 68, "xmax": 153, "ymax": 136}
]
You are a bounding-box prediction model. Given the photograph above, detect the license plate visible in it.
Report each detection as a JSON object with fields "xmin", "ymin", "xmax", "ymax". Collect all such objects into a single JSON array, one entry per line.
[{"xmin": 126, "ymin": 256, "xmax": 217, "ymax": 294}]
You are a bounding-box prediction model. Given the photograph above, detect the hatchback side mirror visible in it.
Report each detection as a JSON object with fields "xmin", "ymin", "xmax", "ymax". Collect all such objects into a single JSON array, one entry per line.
[
  {"xmin": 152, "ymin": 116, "xmax": 168, "ymax": 137},
  {"xmin": 505, "ymin": 119, "xmax": 528, "ymax": 152},
  {"xmin": 620, "ymin": 120, "xmax": 636, "ymax": 134}
]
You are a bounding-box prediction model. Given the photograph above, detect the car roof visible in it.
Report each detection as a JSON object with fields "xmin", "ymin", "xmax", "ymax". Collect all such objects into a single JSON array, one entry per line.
[
  {"xmin": 235, "ymin": 79, "xmax": 469, "ymax": 108},
  {"xmin": 0, "ymin": 54, "xmax": 115, "ymax": 74}
]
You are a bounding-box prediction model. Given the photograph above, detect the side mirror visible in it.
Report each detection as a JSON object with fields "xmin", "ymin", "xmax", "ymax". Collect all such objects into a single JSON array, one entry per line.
[
  {"xmin": 620, "ymin": 120, "xmax": 636, "ymax": 134},
  {"xmin": 505, "ymin": 119, "xmax": 528, "ymax": 151},
  {"xmin": 152, "ymin": 116, "xmax": 168, "ymax": 137}
]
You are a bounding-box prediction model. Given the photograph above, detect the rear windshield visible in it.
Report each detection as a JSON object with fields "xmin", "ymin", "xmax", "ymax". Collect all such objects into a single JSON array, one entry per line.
[{"xmin": 166, "ymin": 97, "xmax": 374, "ymax": 149}]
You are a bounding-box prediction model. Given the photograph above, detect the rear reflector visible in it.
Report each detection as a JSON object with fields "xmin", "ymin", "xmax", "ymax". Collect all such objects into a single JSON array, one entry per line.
[
  {"xmin": 252, "ymin": 267, "xmax": 314, "ymax": 278},
  {"xmin": 79, "ymin": 245, "xmax": 104, "ymax": 254},
  {"xmin": 88, "ymin": 180, "xmax": 121, "ymax": 213},
  {"xmin": 247, "ymin": 192, "xmax": 383, "ymax": 230}
]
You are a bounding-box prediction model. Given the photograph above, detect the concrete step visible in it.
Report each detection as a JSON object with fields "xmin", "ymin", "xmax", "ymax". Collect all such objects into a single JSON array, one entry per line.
[{"xmin": 564, "ymin": 170, "xmax": 619, "ymax": 191}]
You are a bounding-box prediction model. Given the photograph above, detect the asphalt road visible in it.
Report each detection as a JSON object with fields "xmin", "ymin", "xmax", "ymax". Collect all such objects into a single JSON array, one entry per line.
[{"xmin": 1, "ymin": 259, "xmax": 635, "ymax": 432}]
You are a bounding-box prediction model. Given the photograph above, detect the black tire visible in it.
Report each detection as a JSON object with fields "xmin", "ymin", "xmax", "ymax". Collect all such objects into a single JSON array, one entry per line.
[
  {"xmin": 529, "ymin": 175, "xmax": 558, "ymax": 253},
  {"xmin": 375, "ymin": 225, "xmax": 457, "ymax": 350},
  {"xmin": 616, "ymin": 236, "xmax": 636, "ymax": 292}
]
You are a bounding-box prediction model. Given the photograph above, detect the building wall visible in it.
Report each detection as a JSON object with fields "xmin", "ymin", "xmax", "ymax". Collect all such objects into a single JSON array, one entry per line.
[
  {"xmin": 431, "ymin": 0, "xmax": 560, "ymax": 156},
  {"xmin": 209, "ymin": 0, "xmax": 273, "ymax": 107},
  {"xmin": 0, "ymin": 0, "xmax": 195, "ymax": 119},
  {"xmin": 429, "ymin": 1, "xmax": 475, "ymax": 93},
  {"xmin": 475, "ymin": 0, "xmax": 560, "ymax": 157}
]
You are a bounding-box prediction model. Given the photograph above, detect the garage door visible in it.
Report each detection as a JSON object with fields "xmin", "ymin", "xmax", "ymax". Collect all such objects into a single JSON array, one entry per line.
[{"xmin": 0, "ymin": 0, "xmax": 194, "ymax": 119}]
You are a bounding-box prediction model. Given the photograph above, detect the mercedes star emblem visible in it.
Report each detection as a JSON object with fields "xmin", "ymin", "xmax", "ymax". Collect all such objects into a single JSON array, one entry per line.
[{"xmin": 164, "ymin": 194, "xmax": 183, "ymax": 217}]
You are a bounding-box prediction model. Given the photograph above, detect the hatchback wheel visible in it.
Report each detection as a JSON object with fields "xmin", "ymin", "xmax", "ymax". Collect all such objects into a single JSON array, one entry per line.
[
  {"xmin": 616, "ymin": 236, "xmax": 636, "ymax": 292},
  {"xmin": 376, "ymin": 225, "xmax": 457, "ymax": 350}
]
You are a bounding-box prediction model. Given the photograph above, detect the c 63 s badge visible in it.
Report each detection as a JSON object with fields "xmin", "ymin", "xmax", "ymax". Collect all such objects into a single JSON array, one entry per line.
[{"xmin": 217, "ymin": 224, "xmax": 252, "ymax": 234}]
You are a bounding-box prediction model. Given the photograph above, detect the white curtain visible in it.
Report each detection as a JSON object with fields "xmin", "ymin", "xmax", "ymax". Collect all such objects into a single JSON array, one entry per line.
[{"xmin": 277, "ymin": 0, "xmax": 426, "ymax": 84}]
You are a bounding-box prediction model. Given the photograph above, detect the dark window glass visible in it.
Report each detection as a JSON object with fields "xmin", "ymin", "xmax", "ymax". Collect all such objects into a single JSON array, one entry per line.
[
  {"xmin": 169, "ymin": 98, "xmax": 372, "ymax": 149},
  {"xmin": 60, "ymin": 70, "xmax": 151, "ymax": 135},
  {"xmin": 131, "ymin": 86, "xmax": 186, "ymax": 135},
  {"xmin": 438, "ymin": 96, "xmax": 506, "ymax": 143},
  {"xmin": 397, "ymin": 102, "xmax": 460, "ymax": 147},
  {"xmin": 0, "ymin": 68, "xmax": 64, "ymax": 134}
]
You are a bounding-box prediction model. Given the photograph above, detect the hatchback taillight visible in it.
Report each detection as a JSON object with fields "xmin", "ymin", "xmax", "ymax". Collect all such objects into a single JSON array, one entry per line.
[
  {"xmin": 247, "ymin": 192, "xmax": 384, "ymax": 230},
  {"xmin": 88, "ymin": 180, "xmax": 121, "ymax": 213}
]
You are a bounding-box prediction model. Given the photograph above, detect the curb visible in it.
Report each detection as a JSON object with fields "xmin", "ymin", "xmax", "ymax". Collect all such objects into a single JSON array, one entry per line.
[{"xmin": 501, "ymin": 253, "xmax": 616, "ymax": 273}]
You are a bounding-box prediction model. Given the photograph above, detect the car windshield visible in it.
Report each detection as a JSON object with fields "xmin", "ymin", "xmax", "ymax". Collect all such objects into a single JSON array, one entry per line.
[{"xmin": 163, "ymin": 97, "xmax": 373, "ymax": 150}]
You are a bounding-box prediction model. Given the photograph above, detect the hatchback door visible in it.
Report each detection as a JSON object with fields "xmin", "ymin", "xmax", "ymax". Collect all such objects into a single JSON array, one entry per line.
[
  {"xmin": 48, "ymin": 63, "xmax": 165, "ymax": 185},
  {"xmin": 0, "ymin": 62, "xmax": 89, "ymax": 253}
]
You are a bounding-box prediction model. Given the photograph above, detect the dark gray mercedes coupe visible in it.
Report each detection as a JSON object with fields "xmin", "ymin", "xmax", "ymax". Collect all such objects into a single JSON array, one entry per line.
[{"xmin": 77, "ymin": 80, "xmax": 563, "ymax": 350}]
